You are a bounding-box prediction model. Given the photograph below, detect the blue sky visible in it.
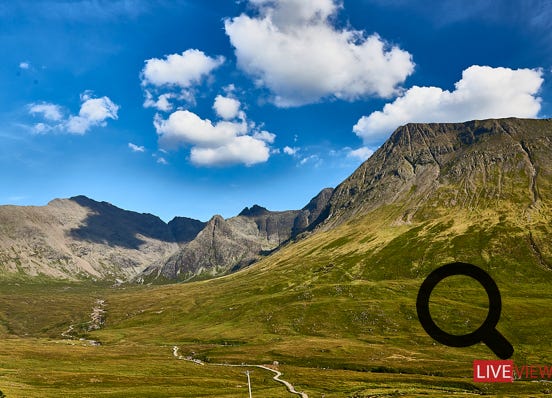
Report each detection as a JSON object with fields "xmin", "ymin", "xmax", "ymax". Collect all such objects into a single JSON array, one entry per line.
[{"xmin": 1, "ymin": 0, "xmax": 551, "ymax": 221}]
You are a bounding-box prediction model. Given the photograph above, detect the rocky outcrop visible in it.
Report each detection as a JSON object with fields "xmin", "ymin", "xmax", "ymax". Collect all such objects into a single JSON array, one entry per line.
[
  {"xmin": 292, "ymin": 187, "xmax": 334, "ymax": 235},
  {"xmin": 141, "ymin": 187, "xmax": 334, "ymax": 282}
]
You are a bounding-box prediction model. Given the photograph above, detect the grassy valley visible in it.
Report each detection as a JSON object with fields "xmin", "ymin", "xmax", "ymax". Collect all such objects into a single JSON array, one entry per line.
[{"xmin": 0, "ymin": 203, "xmax": 551, "ymax": 396}]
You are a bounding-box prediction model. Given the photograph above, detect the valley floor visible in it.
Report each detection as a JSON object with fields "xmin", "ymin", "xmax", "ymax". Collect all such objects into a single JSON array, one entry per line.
[
  {"xmin": 0, "ymin": 280, "xmax": 550, "ymax": 397},
  {"xmin": 2, "ymin": 338, "xmax": 550, "ymax": 397}
]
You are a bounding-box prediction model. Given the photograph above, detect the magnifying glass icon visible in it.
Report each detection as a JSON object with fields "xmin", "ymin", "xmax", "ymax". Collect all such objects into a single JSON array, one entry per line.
[{"xmin": 416, "ymin": 262, "xmax": 514, "ymax": 359}]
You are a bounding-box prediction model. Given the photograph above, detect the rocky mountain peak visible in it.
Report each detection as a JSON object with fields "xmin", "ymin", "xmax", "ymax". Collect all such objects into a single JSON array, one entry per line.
[
  {"xmin": 238, "ymin": 205, "xmax": 269, "ymax": 217},
  {"xmin": 141, "ymin": 187, "xmax": 334, "ymax": 282},
  {"xmin": 320, "ymin": 117, "xmax": 552, "ymax": 228},
  {"xmin": 167, "ymin": 216, "xmax": 206, "ymax": 244}
]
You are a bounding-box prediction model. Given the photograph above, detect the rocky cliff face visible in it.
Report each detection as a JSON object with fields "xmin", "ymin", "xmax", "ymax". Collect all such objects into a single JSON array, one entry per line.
[
  {"xmin": 140, "ymin": 187, "xmax": 334, "ymax": 282},
  {"xmin": 168, "ymin": 217, "xmax": 207, "ymax": 245}
]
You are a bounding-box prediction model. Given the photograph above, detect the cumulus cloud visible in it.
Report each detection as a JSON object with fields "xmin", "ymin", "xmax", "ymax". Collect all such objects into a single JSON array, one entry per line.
[
  {"xmin": 213, "ymin": 95, "xmax": 241, "ymax": 119},
  {"xmin": 19, "ymin": 61, "xmax": 30, "ymax": 70},
  {"xmin": 143, "ymin": 91, "xmax": 176, "ymax": 112},
  {"xmin": 66, "ymin": 92, "xmax": 119, "ymax": 134},
  {"xmin": 225, "ymin": 0, "xmax": 414, "ymax": 107},
  {"xmin": 154, "ymin": 96, "xmax": 274, "ymax": 167},
  {"xmin": 141, "ymin": 49, "xmax": 224, "ymax": 111},
  {"xmin": 141, "ymin": 49, "xmax": 224, "ymax": 88},
  {"xmin": 155, "ymin": 110, "xmax": 244, "ymax": 148},
  {"xmin": 190, "ymin": 136, "xmax": 269, "ymax": 166},
  {"xmin": 253, "ymin": 130, "xmax": 276, "ymax": 143},
  {"xmin": 128, "ymin": 142, "xmax": 145, "ymax": 152},
  {"xmin": 28, "ymin": 91, "xmax": 119, "ymax": 135},
  {"xmin": 29, "ymin": 103, "xmax": 63, "ymax": 121},
  {"xmin": 353, "ymin": 65, "xmax": 544, "ymax": 145},
  {"xmin": 348, "ymin": 146, "xmax": 374, "ymax": 161},
  {"xmin": 32, "ymin": 122, "xmax": 52, "ymax": 134}
]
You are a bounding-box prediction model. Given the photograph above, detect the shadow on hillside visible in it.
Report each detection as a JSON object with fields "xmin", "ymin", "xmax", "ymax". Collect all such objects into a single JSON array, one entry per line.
[{"xmin": 68, "ymin": 196, "xmax": 175, "ymax": 249}]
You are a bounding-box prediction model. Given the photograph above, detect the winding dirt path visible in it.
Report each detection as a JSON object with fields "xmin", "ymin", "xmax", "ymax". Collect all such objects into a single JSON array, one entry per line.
[
  {"xmin": 173, "ymin": 346, "xmax": 308, "ymax": 397},
  {"xmin": 255, "ymin": 364, "xmax": 309, "ymax": 398}
]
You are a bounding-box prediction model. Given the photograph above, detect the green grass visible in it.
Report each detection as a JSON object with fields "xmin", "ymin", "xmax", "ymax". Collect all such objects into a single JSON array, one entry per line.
[{"xmin": 0, "ymin": 339, "xmax": 287, "ymax": 397}]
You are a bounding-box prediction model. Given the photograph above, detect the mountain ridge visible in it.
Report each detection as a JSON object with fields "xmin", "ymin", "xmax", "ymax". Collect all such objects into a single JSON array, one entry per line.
[
  {"xmin": 1, "ymin": 117, "xmax": 550, "ymax": 282},
  {"xmin": 0, "ymin": 188, "xmax": 334, "ymax": 281},
  {"xmin": 140, "ymin": 187, "xmax": 334, "ymax": 281},
  {"xmin": 0, "ymin": 196, "xmax": 191, "ymax": 280},
  {"xmin": 318, "ymin": 117, "xmax": 552, "ymax": 229}
]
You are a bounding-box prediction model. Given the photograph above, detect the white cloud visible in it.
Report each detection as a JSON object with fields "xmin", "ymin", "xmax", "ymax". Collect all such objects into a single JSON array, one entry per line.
[
  {"xmin": 190, "ymin": 135, "xmax": 269, "ymax": 166},
  {"xmin": 28, "ymin": 92, "xmax": 119, "ymax": 135},
  {"xmin": 223, "ymin": 84, "xmax": 236, "ymax": 94},
  {"xmin": 19, "ymin": 62, "xmax": 30, "ymax": 70},
  {"xmin": 253, "ymin": 130, "xmax": 276, "ymax": 143},
  {"xmin": 155, "ymin": 110, "xmax": 245, "ymax": 148},
  {"xmin": 128, "ymin": 142, "xmax": 145, "ymax": 152},
  {"xmin": 154, "ymin": 96, "xmax": 275, "ymax": 167},
  {"xmin": 143, "ymin": 91, "xmax": 176, "ymax": 112},
  {"xmin": 66, "ymin": 92, "xmax": 119, "ymax": 134},
  {"xmin": 348, "ymin": 147, "xmax": 374, "ymax": 161},
  {"xmin": 353, "ymin": 65, "xmax": 544, "ymax": 145},
  {"xmin": 213, "ymin": 95, "xmax": 241, "ymax": 119},
  {"xmin": 157, "ymin": 157, "xmax": 168, "ymax": 165},
  {"xmin": 141, "ymin": 49, "xmax": 222, "ymax": 111},
  {"xmin": 32, "ymin": 122, "xmax": 53, "ymax": 134},
  {"xmin": 225, "ymin": 0, "xmax": 414, "ymax": 107},
  {"xmin": 29, "ymin": 103, "xmax": 63, "ymax": 121},
  {"xmin": 141, "ymin": 49, "xmax": 224, "ymax": 88},
  {"xmin": 299, "ymin": 154, "xmax": 322, "ymax": 167},
  {"xmin": 283, "ymin": 146, "xmax": 298, "ymax": 155}
]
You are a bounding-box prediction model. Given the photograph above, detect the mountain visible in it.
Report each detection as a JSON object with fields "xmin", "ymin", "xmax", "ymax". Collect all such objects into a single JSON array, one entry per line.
[
  {"xmin": 0, "ymin": 196, "xmax": 204, "ymax": 280},
  {"xmin": 1, "ymin": 117, "xmax": 550, "ymax": 284},
  {"xmin": 0, "ymin": 188, "xmax": 333, "ymax": 282},
  {"xmin": 291, "ymin": 187, "xmax": 334, "ymax": 236},
  {"xmin": 320, "ymin": 118, "xmax": 552, "ymax": 233},
  {"xmin": 140, "ymin": 187, "xmax": 334, "ymax": 282},
  {"xmin": 281, "ymin": 118, "xmax": 552, "ymax": 285},
  {"xmin": 168, "ymin": 217, "xmax": 207, "ymax": 245}
]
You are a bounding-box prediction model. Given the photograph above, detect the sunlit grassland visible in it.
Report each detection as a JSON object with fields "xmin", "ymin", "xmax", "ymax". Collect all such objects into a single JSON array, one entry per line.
[{"xmin": 0, "ymin": 338, "xmax": 286, "ymax": 397}]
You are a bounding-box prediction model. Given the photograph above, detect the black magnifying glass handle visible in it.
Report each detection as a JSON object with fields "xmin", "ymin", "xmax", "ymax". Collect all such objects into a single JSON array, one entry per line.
[{"xmin": 483, "ymin": 329, "xmax": 514, "ymax": 360}]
